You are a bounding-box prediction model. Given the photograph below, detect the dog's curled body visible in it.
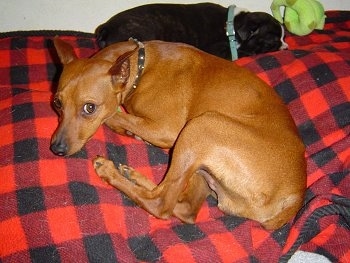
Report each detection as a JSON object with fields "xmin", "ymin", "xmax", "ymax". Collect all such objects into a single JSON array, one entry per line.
[
  {"xmin": 96, "ymin": 3, "xmax": 225, "ymax": 47},
  {"xmin": 52, "ymin": 39, "xmax": 306, "ymax": 230},
  {"xmin": 95, "ymin": 3, "xmax": 287, "ymax": 59}
]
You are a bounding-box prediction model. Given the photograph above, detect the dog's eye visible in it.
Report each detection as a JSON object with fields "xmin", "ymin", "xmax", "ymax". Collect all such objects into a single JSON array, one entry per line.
[
  {"xmin": 83, "ymin": 103, "xmax": 96, "ymax": 114},
  {"xmin": 53, "ymin": 97, "xmax": 62, "ymax": 109}
]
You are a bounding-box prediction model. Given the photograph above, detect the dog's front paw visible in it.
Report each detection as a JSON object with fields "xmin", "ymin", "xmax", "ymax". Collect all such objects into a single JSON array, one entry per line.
[
  {"xmin": 93, "ymin": 156, "xmax": 118, "ymax": 182},
  {"xmin": 93, "ymin": 156, "xmax": 106, "ymax": 169}
]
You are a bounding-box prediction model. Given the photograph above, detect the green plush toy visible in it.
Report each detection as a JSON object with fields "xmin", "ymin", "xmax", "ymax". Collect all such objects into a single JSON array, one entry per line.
[{"xmin": 271, "ymin": 0, "xmax": 326, "ymax": 36}]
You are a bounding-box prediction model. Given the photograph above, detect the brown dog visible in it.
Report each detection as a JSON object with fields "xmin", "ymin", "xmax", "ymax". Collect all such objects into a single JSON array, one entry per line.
[{"xmin": 51, "ymin": 37, "xmax": 306, "ymax": 230}]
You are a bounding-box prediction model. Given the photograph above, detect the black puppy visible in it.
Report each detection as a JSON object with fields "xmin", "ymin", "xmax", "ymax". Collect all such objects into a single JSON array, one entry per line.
[{"xmin": 95, "ymin": 3, "xmax": 288, "ymax": 60}]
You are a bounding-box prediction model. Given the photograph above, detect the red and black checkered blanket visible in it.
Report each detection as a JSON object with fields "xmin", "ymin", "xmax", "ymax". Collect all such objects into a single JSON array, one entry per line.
[{"xmin": 1, "ymin": 10, "xmax": 349, "ymax": 263}]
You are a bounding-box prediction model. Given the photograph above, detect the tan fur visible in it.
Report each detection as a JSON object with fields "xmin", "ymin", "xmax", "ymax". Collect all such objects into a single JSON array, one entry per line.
[{"xmin": 52, "ymin": 37, "xmax": 306, "ymax": 230}]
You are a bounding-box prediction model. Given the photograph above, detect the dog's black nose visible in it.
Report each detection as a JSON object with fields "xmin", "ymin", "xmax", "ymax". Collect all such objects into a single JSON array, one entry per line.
[{"xmin": 51, "ymin": 141, "xmax": 68, "ymax": 156}]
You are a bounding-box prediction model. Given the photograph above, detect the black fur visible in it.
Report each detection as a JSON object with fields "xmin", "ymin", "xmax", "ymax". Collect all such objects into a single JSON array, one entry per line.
[{"xmin": 95, "ymin": 3, "xmax": 285, "ymax": 60}]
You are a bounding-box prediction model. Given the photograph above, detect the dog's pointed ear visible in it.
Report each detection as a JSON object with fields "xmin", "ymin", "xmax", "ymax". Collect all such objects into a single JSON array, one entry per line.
[
  {"xmin": 109, "ymin": 50, "xmax": 136, "ymax": 86},
  {"xmin": 109, "ymin": 59, "xmax": 130, "ymax": 86},
  {"xmin": 53, "ymin": 37, "xmax": 78, "ymax": 64}
]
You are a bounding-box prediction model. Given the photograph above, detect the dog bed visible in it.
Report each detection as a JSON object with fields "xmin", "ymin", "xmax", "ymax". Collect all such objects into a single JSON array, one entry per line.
[{"xmin": 0, "ymin": 10, "xmax": 349, "ymax": 263}]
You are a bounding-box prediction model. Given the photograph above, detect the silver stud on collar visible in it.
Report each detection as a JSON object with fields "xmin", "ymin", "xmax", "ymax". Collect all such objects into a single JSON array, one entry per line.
[{"xmin": 129, "ymin": 38, "xmax": 145, "ymax": 89}]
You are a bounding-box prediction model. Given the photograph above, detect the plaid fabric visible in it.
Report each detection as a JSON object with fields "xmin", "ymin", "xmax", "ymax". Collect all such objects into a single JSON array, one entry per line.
[{"xmin": 0, "ymin": 11, "xmax": 349, "ymax": 263}]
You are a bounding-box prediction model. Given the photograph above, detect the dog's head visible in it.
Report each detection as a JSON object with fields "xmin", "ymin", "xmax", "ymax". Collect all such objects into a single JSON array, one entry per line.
[
  {"xmin": 234, "ymin": 11, "xmax": 288, "ymax": 57},
  {"xmin": 51, "ymin": 38, "xmax": 136, "ymax": 156}
]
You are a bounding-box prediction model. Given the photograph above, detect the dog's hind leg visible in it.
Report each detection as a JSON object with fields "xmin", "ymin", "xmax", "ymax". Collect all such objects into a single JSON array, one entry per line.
[
  {"xmin": 94, "ymin": 153, "xmax": 210, "ymax": 223},
  {"xmin": 115, "ymin": 164, "xmax": 211, "ymax": 220},
  {"xmin": 173, "ymin": 174, "xmax": 211, "ymax": 223},
  {"xmin": 94, "ymin": 117, "xmax": 214, "ymax": 223},
  {"xmin": 119, "ymin": 162, "xmax": 211, "ymax": 222}
]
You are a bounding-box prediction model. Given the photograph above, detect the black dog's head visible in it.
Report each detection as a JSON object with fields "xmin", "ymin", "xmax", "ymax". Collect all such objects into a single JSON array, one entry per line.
[{"xmin": 234, "ymin": 11, "xmax": 288, "ymax": 57}]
